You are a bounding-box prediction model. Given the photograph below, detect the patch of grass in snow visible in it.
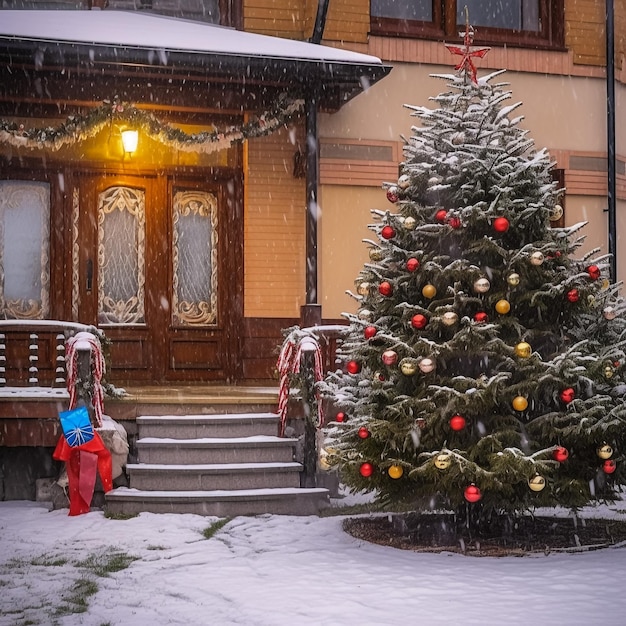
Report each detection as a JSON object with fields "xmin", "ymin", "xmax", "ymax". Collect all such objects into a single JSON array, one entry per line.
[
  {"xmin": 76, "ymin": 551, "xmax": 139, "ymax": 577},
  {"xmin": 29, "ymin": 555, "xmax": 68, "ymax": 567},
  {"xmin": 56, "ymin": 577, "xmax": 99, "ymax": 616},
  {"xmin": 103, "ymin": 510, "xmax": 138, "ymax": 520},
  {"xmin": 201, "ymin": 517, "xmax": 231, "ymax": 539},
  {"xmin": 146, "ymin": 544, "xmax": 167, "ymax": 550}
]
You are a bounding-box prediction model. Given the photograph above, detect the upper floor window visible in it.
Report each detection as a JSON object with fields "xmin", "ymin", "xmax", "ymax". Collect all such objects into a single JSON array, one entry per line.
[
  {"xmin": 1, "ymin": 0, "xmax": 242, "ymax": 28},
  {"xmin": 371, "ymin": 0, "xmax": 563, "ymax": 49}
]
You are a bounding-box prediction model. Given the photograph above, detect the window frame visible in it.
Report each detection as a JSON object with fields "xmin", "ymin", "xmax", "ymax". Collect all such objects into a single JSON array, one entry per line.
[{"xmin": 370, "ymin": 0, "xmax": 564, "ymax": 50}]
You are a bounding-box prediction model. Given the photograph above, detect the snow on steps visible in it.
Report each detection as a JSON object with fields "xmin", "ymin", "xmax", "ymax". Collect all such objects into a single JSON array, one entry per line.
[{"xmin": 105, "ymin": 412, "xmax": 330, "ymax": 517}]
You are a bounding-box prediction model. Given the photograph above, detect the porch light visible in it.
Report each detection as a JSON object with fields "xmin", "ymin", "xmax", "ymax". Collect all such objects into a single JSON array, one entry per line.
[{"xmin": 121, "ymin": 129, "xmax": 139, "ymax": 154}]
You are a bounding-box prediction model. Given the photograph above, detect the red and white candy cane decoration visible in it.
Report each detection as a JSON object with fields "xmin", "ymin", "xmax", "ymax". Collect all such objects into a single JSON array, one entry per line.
[
  {"xmin": 277, "ymin": 330, "xmax": 324, "ymax": 437},
  {"xmin": 65, "ymin": 332, "xmax": 106, "ymax": 428}
]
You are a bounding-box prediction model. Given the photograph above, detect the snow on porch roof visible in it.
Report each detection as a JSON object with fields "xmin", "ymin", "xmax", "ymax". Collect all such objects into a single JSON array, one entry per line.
[{"xmin": 0, "ymin": 10, "xmax": 384, "ymax": 67}]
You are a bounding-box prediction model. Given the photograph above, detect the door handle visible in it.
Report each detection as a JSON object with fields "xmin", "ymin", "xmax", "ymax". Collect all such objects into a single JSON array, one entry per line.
[{"xmin": 86, "ymin": 259, "xmax": 93, "ymax": 293}]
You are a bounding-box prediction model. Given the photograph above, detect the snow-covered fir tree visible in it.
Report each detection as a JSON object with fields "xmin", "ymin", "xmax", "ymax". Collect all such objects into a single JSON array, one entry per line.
[{"xmin": 321, "ymin": 49, "xmax": 626, "ymax": 522}]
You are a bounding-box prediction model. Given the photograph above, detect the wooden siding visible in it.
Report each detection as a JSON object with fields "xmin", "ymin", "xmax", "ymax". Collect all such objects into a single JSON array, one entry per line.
[
  {"xmin": 244, "ymin": 0, "xmax": 368, "ymax": 43},
  {"xmin": 243, "ymin": 0, "xmax": 306, "ymax": 38},
  {"xmin": 323, "ymin": 0, "xmax": 369, "ymax": 44},
  {"xmin": 565, "ymin": 0, "xmax": 606, "ymax": 66},
  {"xmin": 320, "ymin": 139, "xmax": 402, "ymax": 187},
  {"xmin": 244, "ymin": 126, "xmax": 306, "ymax": 318}
]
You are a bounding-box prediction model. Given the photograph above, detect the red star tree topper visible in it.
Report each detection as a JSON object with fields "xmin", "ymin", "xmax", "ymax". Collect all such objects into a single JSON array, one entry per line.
[{"xmin": 445, "ymin": 13, "xmax": 490, "ymax": 84}]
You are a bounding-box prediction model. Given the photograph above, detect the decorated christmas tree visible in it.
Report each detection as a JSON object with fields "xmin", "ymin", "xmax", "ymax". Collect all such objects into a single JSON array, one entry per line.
[{"xmin": 321, "ymin": 25, "xmax": 626, "ymax": 524}]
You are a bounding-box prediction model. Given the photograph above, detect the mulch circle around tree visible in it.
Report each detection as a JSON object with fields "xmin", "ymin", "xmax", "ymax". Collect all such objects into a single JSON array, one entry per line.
[{"xmin": 343, "ymin": 512, "xmax": 626, "ymax": 557}]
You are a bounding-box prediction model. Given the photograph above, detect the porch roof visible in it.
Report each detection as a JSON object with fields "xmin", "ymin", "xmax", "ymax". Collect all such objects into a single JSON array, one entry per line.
[{"xmin": 0, "ymin": 10, "xmax": 392, "ymax": 109}]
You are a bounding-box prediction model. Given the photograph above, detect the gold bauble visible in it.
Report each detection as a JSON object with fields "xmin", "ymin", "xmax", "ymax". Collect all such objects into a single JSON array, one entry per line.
[
  {"xmin": 357, "ymin": 282, "xmax": 371, "ymax": 296},
  {"xmin": 515, "ymin": 342, "xmax": 532, "ymax": 358},
  {"xmin": 369, "ymin": 248, "xmax": 384, "ymax": 262},
  {"xmin": 604, "ymin": 364, "xmax": 615, "ymax": 379},
  {"xmin": 597, "ymin": 444, "xmax": 614, "ymax": 460},
  {"xmin": 474, "ymin": 278, "xmax": 491, "ymax": 293},
  {"xmin": 549, "ymin": 204, "xmax": 564, "ymax": 221},
  {"xmin": 358, "ymin": 309, "xmax": 374, "ymax": 321},
  {"xmin": 418, "ymin": 358, "xmax": 436, "ymax": 373},
  {"xmin": 442, "ymin": 311, "xmax": 459, "ymax": 326},
  {"xmin": 528, "ymin": 475, "xmax": 546, "ymax": 492},
  {"xmin": 512, "ymin": 396, "xmax": 529, "ymax": 412},
  {"xmin": 388, "ymin": 465, "xmax": 404, "ymax": 479},
  {"xmin": 495, "ymin": 299, "xmax": 511, "ymax": 315},
  {"xmin": 529, "ymin": 251, "xmax": 545, "ymax": 266},
  {"xmin": 603, "ymin": 306, "xmax": 617, "ymax": 320},
  {"xmin": 422, "ymin": 284, "xmax": 437, "ymax": 299},
  {"xmin": 507, "ymin": 272, "xmax": 520, "ymax": 287},
  {"xmin": 399, "ymin": 358, "xmax": 418, "ymax": 376},
  {"xmin": 601, "ymin": 278, "xmax": 610, "ymax": 291},
  {"xmin": 404, "ymin": 216, "xmax": 417, "ymax": 231},
  {"xmin": 434, "ymin": 453, "xmax": 451, "ymax": 470}
]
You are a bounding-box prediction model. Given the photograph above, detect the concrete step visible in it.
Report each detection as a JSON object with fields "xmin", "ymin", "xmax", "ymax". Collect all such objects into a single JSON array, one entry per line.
[
  {"xmin": 126, "ymin": 462, "xmax": 302, "ymax": 491},
  {"xmin": 136, "ymin": 413, "xmax": 279, "ymax": 439},
  {"xmin": 105, "ymin": 487, "xmax": 330, "ymax": 517},
  {"xmin": 136, "ymin": 435, "xmax": 297, "ymax": 465}
]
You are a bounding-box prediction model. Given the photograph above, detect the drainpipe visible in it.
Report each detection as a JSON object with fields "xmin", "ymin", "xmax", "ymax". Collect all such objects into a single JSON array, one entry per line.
[
  {"xmin": 606, "ymin": 0, "xmax": 617, "ymax": 280},
  {"xmin": 301, "ymin": 0, "xmax": 330, "ymax": 327}
]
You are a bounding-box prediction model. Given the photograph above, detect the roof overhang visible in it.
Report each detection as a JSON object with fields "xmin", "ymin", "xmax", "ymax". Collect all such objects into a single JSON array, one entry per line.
[{"xmin": 0, "ymin": 10, "xmax": 392, "ymax": 111}]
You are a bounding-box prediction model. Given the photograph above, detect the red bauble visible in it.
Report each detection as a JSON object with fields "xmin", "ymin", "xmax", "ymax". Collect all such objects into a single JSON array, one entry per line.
[
  {"xmin": 406, "ymin": 258, "xmax": 420, "ymax": 272},
  {"xmin": 603, "ymin": 459, "xmax": 617, "ymax": 474},
  {"xmin": 364, "ymin": 326, "xmax": 377, "ymax": 339},
  {"xmin": 335, "ymin": 412, "xmax": 346, "ymax": 423},
  {"xmin": 358, "ymin": 427, "xmax": 370, "ymax": 439},
  {"xmin": 386, "ymin": 188, "xmax": 399, "ymax": 203},
  {"xmin": 464, "ymin": 484, "xmax": 482, "ymax": 503},
  {"xmin": 448, "ymin": 216, "xmax": 462, "ymax": 229},
  {"xmin": 449, "ymin": 414, "xmax": 466, "ymax": 431},
  {"xmin": 587, "ymin": 265, "xmax": 601, "ymax": 280},
  {"xmin": 435, "ymin": 209, "xmax": 448, "ymax": 223},
  {"xmin": 493, "ymin": 217, "xmax": 510, "ymax": 233},
  {"xmin": 553, "ymin": 446, "xmax": 569, "ymax": 463},
  {"xmin": 359, "ymin": 462, "xmax": 374, "ymax": 477},
  {"xmin": 381, "ymin": 225, "xmax": 396, "ymax": 240},
  {"xmin": 473, "ymin": 311, "xmax": 488, "ymax": 323},
  {"xmin": 560, "ymin": 387, "xmax": 575, "ymax": 404},
  {"xmin": 567, "ymin": 289, "xmax": 580, "ymax": 303},
  {"xmin": 382, "ymin": 350, "xmax": 398, "ymax": 366},
  {"xmin": 411, "ymin": 314, "xmax": 428, "ymax": 329},
  {"xmin": 378, "ymin": 281, "xmax": 393, "ymax": 297},
  {"xmin": 346, "ymin": 360, "xmax": 361, "ymax": 374}
]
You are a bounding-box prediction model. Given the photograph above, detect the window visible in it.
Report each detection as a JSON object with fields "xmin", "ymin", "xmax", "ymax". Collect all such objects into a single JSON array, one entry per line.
[{"xmin": 371, "ymin": 0, "xmax": 564, "ymax": 49}]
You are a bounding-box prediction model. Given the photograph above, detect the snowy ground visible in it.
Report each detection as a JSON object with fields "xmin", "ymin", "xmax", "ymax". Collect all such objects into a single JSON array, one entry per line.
[{"xmin": 2, "ymin": 494, "xmax": 626, "ymax": 625}]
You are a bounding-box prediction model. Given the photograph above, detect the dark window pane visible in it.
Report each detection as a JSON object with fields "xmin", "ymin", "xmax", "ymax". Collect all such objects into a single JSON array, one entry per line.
[
  {"xmin": 371, "ymin": 0, "xmax": 432, "ymax": 21},
  {"xmin": 458, "ymin": 0, "xmax": 540, "ymax": 32}
]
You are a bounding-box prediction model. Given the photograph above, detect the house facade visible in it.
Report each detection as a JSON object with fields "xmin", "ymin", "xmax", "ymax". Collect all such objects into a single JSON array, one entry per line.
[{"xmin": 1, "ymin": 1, "xmax": 624, "ymax": 391}]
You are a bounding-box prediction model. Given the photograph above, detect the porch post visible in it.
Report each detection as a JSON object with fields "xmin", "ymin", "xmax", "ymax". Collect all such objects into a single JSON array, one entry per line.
[{"xmin": 301, "ymin": 93, "xmax": 322, "ymax": 328}]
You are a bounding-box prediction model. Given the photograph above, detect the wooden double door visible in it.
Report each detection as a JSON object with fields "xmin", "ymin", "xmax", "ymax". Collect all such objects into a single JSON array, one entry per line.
[{"xmin": 75, "ymin": 170, "xmax": 243, "ymax": 383}]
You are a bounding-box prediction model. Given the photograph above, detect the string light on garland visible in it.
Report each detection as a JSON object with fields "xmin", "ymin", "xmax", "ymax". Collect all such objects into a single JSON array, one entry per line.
[{"xmin": 0, "ymin": 94, "xmax": 305, "ymax": 154}]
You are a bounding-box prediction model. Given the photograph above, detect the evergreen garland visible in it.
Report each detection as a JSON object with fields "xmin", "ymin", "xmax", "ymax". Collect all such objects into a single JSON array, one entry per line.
[{"xmin": 0, "ymin": 94, "xmax": 304, "ymax": 153}]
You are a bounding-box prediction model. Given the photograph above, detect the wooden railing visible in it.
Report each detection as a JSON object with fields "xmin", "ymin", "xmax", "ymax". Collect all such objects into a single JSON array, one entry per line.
[{"xmin": 0, "ymin": 320, "xmax": 102, "ymax": 396}]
